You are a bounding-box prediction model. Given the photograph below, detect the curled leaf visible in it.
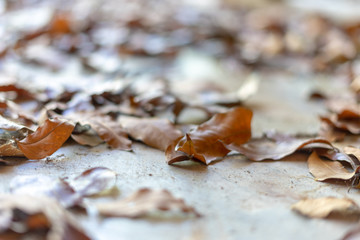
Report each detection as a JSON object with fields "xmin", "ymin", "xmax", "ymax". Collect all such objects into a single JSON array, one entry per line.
[
  {"xmin": 17, "ymin": 118, "xmax": 75, "ymax": 159},
  {"xmin": 96, "ymin": 188, "xmax": 200, "ymax": 219},
  {"xmin": 292, "ymin": 197, "xmax": 360, "ymax": 218},
  {"xmin": 166, "ymin": 107, "xmax": 252, "ymax": 165},
  {"xmin": 228, "ymin": 133, "xmax": 333, "ymax": 161},
  {"xmin": 307, "ymin": 151, "xmax": 359, "ymax": 182}
]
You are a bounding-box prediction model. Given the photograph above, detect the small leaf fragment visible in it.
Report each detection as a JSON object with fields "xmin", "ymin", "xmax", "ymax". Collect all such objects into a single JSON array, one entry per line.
[
  {"xmin": 17, "ymin": 119, "xmax": 75, "ymax": 159},
  {"xmin": 292, "ymin": 197, "xmax": 360, "ymax": 218}
]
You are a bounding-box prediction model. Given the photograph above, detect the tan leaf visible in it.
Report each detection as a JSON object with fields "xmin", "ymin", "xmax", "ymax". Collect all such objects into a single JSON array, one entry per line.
[
  {"xmin": 307, "ymin": 151, "xmax": 358, "ymax": 181},
  {"xmin": 9, "ymin": 167, "xmax": 116, "ymax": 207},
  {"xmin": 166, "ymin": 107, "xmax": 252, "ymax": 165},
  {"xmin": 17, "ymin": 118, "xmax": 75, "ymax": 159},
  {"xmin": 68, "ymin": 167, "xmax": 117, "ymax": 197},
  {"xmin": 0, "ymin": 195, "xmax": 90, "ymax": 239},
  {"xmin": 344, "ymin": 146, "xmax": 360, "ymax": 161},
  {"xmin": 228, "ymin": 133, "xmax": 333, "ymax": 161},
  {"xmin": 71, "ymin": 123, "xmax": 103, "ymax": 147},
  {"xmin": 292, "ymin": 197, "xmax": 360, "ymax": 218},
  {"xmin": 119, "ymin": 116, "xmax": 182, "ymax": 151},
  {"xmin": 96, "ymin": 188, "xmax": 200, "ymax": 219}
]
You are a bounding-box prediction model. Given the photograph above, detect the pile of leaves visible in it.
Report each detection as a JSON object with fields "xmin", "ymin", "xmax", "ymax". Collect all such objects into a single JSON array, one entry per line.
[{"xmin": 0, "ymin": 0, "xmax": 360, "ymax": 239}]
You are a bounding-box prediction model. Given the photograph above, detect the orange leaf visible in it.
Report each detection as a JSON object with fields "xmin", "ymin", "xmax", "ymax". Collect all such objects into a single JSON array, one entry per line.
[
  {"xmin": 166, "ymin": 107, "xmax": 252, "ymax": 165},
  {"xmin": 17, "ymin": 119, "xmax": 75, "ymax": 159}
]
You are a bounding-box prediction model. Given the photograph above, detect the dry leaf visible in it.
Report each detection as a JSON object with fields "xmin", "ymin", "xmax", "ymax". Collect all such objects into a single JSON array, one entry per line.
[
  {"xmin": 71, "ymin": 123, "xmax": 103, "ymax": 147},
  {"xmin": 292, "ymin": 197, "xmax": 360, "ymax": 218},
  {"xmin": 228, "ymin": 133, "xmax": 333, "ymax": 161},
  {"xmin": 68, "ymin": 167, "xmax": 117, "ymax": 197},
  {"xmin": 344, "ymin": 146, "xmax": 360, "ymax": 161},
  {"xmin": 0, "ymin": 116, "xmax": 33, "ymax": 157},
  {"xmin": 166, "ymin": 107, "xmax": 252, "ymax": 165},
  {"xmin": 321, "ymin": 115, "xmax": 360, "ymax": 135},
  {"xmin": 119, "ymin": 116, "xmax": 182, "ymax": 151},
  {"xmin": 10, "ymin": 167, "xmax": 116, "ymax": 207},
  {"xmin": 96, "ymin": 188, "xmax": 200, "ymax": 219},
  {"xmin": 0, "ymin": 195, "xmax": 90, "ymax": 239},
  {"xmin": 307, "ymin": 151, "xmax": 359, "ymax": 182},
  {"xmin": 17, "ymin": 118, "xmax": 75, "ymax": 159},
  {"xmin": 9, "ymin": 175, "xmax": 80, "ymax": 208}
]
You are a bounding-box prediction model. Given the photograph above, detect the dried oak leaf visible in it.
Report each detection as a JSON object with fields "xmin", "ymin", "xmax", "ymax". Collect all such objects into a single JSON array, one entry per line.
[
  {"xmin": 292, "ymin": 197, "xmax": 360, "ymax": 218},
  {"xmin": 227, "ymin": 133, "xmax": 333, "ymax": 161},
  {"xmin": 166, "ymin": 107, "xmax": 252, "ymax": 165},
  {"xmin": 119, "ymin": 116, "xmax": 182, "ymax": 151},
  {"xmin": 17, "ymin": 118, "xmax": 75, "ymax": 159},
  {"xmin": 321, "ymin": 115, "xmax": 360, "ymax": 135},
  {"xmin": 307, "ymin": 151, "xmax": 360, "ymax": 182},
  {"xmin": 96, "ymin": 188, "xmax": 200, "ymax": 219},
  {"xmin": 0, "ymin": 195, "xmax": 90, "ymax": 240},
  {"xmin": 9, "ymin": 167, "xmax": 116, "ymax": 207}
]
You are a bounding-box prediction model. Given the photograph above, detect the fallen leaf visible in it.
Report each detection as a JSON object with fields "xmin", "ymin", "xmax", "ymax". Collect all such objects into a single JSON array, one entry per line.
[
  {"xmin": 119, "ymin": 116, "xmax": 182, "ymax": 151},
  {"xmin": 71, "ymin": 123, "xmax": 103, "ymax": 147},
  {"xmin": 9, "ymin": 167, "xmax": 116, "ymax": 207},
  {"xmin": 0, "ymin": 195, "xmax": 90, "ymax": 239},
  {"xmin": 0, "ymin": 116, "xmax": 33, "ymax": 157},
  {"xmin": 344, "ymin": 146, "xmax": 360, "ymax": 161},
  {"xmin": 227, "ymin": 133, "xmax": 333, "ymax": 161},
  {"xmin": 68, "ymin": 167, "xmax": 117, "ymax": 197},
  {"xmin": 9, "ymin": 175, "xmax": 80, "ymax": 208},
  {"xmin": 96, "ymin": 188, "xmax": 200, "ymax": 219},
  {"xmin": 292, "ymin": 197, "xmax": 360, "ymax": 218},
  {"xmin": 307, "ymin": 151, "xmax": 359, "ymax": 182},
  {"xmin": 321, "ymin": 115, "xmax": 360, "ymax": 135},
  {"xmin": 166, "ymin": 107, "xmax": 252, "ymax": 165},
  {"xmin": 17, "ymin": 118, "xmax": 75, "ymax": 159}
]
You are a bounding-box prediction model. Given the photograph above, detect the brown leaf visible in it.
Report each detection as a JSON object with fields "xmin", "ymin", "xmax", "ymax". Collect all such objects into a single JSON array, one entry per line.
[
  {"xmin": 292, "ymin": 197, "xmax": 360, "ymax": 218},
  {"xmin": 96, "ymin": 188, "xmax": 200, "ymax": 219},
  {"xmin": 321, "ymin": 115, "xmax": 360, "ymax": 135},
  {"xmin": 166, "ymin": 107, "xmax": 252, "ymax": 165},
  {"xmin": 71, "ymin": 123, "xmax": 103, "ymax": 147},
  {"xmin": 307, "ymin": 151, "xmax": 359, "ymax": 181},
  {"xmin": 119, "ymin": 116, "xmax": 182, "ymax": 151},
  {"xmin": 228, "ymin": 133, "xmax": 333, "ymax": 161},
  {"xmin": 68, "ymin": 167, "xmax": 117, "ymax": 197},
  {"xmin": 17, "ymin": 118, "xmax": 75, "ymax": 159},
  {"xmin": 0, "ymin": 195, "xmax": 90, "ymax": 239},
  {"xmin": 0, "ymin": 116, "xmax": 33, "ymax": 157}
]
